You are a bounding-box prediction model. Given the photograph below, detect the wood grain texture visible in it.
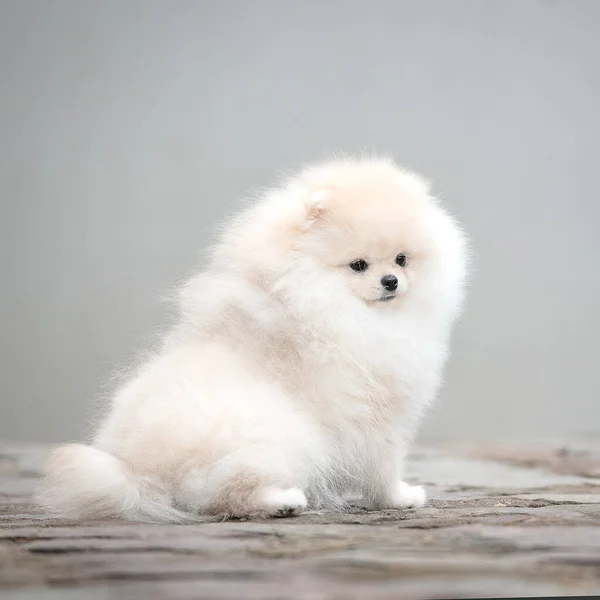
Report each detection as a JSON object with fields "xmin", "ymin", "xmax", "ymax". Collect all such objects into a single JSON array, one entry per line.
[{"xmin": 1, "ymin": 437, "xmax": 599, "ymax": 599}]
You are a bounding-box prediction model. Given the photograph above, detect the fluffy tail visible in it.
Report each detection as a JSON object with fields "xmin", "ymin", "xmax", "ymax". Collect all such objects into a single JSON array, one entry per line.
[{"xmin": 37, "ymin": 444, "xmax": 194, "ymax": 523}]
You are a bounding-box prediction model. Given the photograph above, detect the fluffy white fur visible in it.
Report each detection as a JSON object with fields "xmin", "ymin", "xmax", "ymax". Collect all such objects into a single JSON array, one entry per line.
[{"xmin": 38, "ymin": 156, "xmax": 469, "ymax": 522}]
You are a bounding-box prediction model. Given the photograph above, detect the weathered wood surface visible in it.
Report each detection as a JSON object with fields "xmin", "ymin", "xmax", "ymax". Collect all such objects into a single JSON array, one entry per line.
[{"xmin": 1, "ymin": 437, "xmax": 599, "ymax": 599}]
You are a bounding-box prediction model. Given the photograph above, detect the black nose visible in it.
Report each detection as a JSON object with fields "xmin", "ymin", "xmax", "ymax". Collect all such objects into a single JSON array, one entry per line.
[{"xmin": 381, "ymin": 274, "xmax": 398, "ymax": 292}]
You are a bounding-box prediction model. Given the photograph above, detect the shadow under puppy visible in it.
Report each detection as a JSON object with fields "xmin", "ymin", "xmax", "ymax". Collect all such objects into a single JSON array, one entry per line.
[{"xmin": 38, "ymin": 156, "xmax": 469, "ymax": 522}]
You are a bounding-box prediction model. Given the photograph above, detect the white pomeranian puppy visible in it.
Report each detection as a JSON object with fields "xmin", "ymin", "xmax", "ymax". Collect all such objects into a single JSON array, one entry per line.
[{"xmin": 38, "ymin": 156, "xmax": 468, "ymax": 522}]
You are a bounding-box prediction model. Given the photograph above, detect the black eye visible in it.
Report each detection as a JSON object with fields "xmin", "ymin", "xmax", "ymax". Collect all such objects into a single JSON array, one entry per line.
[
  {"xmin": 349, "ymin": 259, "xmax": 369, "ymax": 272},
  {"xmin": 396, "ymin": 254, "xmax": 407, "ymax": 267}
]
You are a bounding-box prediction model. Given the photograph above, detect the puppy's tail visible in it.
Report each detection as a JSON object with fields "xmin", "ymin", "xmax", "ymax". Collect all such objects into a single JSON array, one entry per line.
[{"xmin": 37, "ymin": 444, "xmax": 194, "ymax": 523}]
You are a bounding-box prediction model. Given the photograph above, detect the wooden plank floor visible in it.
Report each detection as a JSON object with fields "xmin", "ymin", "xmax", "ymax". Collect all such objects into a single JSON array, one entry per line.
[{"xmin": 1, "ymin": 437, "xmax": 599, "ymax": 599}]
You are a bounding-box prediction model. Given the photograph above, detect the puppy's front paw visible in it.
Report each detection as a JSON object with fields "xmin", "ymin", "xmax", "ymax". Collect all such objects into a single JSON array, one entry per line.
[
  {"xmin": 388, "ymin": 480, "xmax": 426, "ymax": 509},
  {"xmin": 254, "ymin": 487, "xmax": 307, "ymax": 517}
]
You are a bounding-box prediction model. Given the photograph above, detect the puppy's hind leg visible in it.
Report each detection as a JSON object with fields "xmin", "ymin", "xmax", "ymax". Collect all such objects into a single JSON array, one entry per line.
[
  {"xmin": 175, "ymin": 447, "xmax": 308, "ymax": 518},
  {"xmin": 249, "ymin": 486, "xmax": 307, "ymax": 517}
]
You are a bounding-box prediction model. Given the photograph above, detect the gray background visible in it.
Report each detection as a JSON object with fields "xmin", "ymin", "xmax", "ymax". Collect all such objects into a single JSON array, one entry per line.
[{"xmin": 1, "ymin": 0, "xmax": 599, "ymax": 444}]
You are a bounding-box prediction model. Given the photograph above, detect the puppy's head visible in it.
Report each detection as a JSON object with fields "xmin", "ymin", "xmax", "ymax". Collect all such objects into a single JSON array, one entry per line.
[
  {"xmin": 215, "ymin": 157, "xmax": 468, "ymax": 318},
  {"xmin": 292, "ymin": 158, "xmax": 468, "ymax": 313}
]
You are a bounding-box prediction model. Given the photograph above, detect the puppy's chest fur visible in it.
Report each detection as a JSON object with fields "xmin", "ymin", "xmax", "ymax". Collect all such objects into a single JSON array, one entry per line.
[
  {"xmin": 258, "ymin": 324, "xmax": 403, "ymax": 494},
  {"xmin": 215, "ymin": 283, "xmax": 439, "ymax": 446},
  {"xmin": 260, "ymin": 309, "xmax": 418, "ymax": 422}
]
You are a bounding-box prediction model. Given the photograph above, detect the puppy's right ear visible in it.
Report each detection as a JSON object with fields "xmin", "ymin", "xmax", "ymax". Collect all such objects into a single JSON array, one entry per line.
[{"xmin": 303, "ymin": 189, "xmax": 329, "ymax": 224}]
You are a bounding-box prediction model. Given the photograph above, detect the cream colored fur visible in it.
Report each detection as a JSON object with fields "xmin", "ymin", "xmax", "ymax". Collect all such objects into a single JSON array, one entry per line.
[{"xmin": 38, "ymin": 156, "xmax": 469, "ymax": 522}]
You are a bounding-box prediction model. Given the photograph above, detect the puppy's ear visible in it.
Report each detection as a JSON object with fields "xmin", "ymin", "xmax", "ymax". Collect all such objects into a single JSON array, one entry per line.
[{"xmin": 304, "ymin": 189, "xmax": 329, "ymax": 223}]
